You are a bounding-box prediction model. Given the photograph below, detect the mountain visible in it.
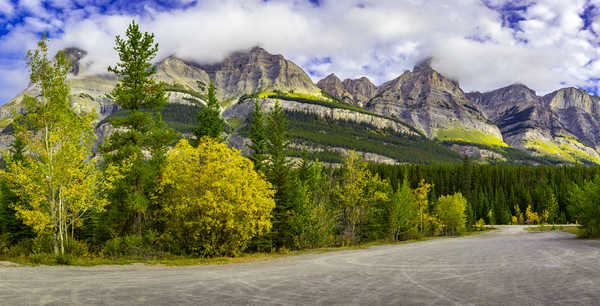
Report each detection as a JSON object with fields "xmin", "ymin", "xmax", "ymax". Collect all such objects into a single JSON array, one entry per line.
[
  {"xmin": 467, "ymin": 85, "xmax": 600, "ymax": 164},
  {"xmin": 193, "ymin": 46, "xmax": 321, "ymax": 102},
  {"xmin": 364, "ymin": 58, "xmax": 505, "ymax": 147},
  {"xmin": 317, "ymin": 74, "xmax": 377, "ymax": 107},
  {"xmin": 1, "ymin": 46, "xmax": 600, "ymax": 165}
]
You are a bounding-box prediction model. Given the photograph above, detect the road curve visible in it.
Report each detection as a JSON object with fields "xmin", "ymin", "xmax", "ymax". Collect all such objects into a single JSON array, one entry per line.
[{"xmin": 1, "ymin": 226, "xmax": 599, "ymax": 305}]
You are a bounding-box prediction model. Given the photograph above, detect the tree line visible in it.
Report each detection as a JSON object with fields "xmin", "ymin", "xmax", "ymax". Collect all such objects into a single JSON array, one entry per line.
[{"xmin": 0, "ymin": 22, "xmax": 599, "ymax": 263}]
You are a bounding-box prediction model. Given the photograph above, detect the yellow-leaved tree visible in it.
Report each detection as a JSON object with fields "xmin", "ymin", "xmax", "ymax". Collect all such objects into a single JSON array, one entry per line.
[
  {"xmin": 414, "ymin": 179, "xmax": 433, "ymax": 234},
  {"xmin": 336, "ymin": 151, "xmax": 388, "ymax": 245},
  {"xmin": 159, "ymin": 138, "xmax": 275, "ymax": 257},
  {"xmin": 2, "ymin": 37, "xmax": 110, "ymax": 256},
  {"xmin": 435, "ymin": 193, "xmax": 467, "ymax": 235}
]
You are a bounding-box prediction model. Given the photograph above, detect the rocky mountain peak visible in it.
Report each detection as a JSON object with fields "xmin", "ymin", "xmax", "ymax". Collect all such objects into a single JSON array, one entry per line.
[
  {"xmin": 196, "ymin": 46, "xmax": 320, "ymax": 100},
  {"xmin": 341, "ymin": 77, "xmax": 377, "ymax": 107},
  {"xmin": 62, "ymin": 47, "xmax": 87, "ymax": 75},
  {"xmin": 545, "ymin": 87, "xmax": 599, "ymax": 113},
  {"xmin": 317, "ymin": 74, "xmax": 378, "ymax": 106},
  {"xmin": 413, "ymin": 57, "xmax": 434, "ymax": 72}
]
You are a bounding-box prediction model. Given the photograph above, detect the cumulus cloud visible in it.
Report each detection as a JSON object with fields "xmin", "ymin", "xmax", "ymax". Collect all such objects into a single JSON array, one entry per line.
[
  {"xmin": 0, "ymin": 0, "xmax": 14, "ymax": 16},
  {"xmin": 1, "ymin": 0, "xmax": 600, "ymax": 103}
]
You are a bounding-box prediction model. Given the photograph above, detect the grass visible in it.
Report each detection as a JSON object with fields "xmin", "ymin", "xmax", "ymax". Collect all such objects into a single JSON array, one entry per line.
[
  {"xmin": 526, "ymin": 140, "xmax": 576, "ymax": 163},
  {"xmin": 1, "ymin": 231, "xmax": 487, "ymax": 267},
  {"xmin": 524, "ymin": 225, "xmax": 582, "ymax": 236},
  {"xmin": 435, "ymin": 128, "xmax": 508, "ymax": 147},
  {"xmin": 525, "ymin": 138, "xmax": 600, "ymax": 165}
]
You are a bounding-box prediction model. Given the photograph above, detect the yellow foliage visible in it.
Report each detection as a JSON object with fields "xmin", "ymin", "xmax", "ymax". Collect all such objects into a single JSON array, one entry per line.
[
  {"xmin": 435, "ymin": 193, "xmax": 467, "ymax": 235},
  {"xmin": 337, "ymin": 151, "xmax": 389, "ymax": 244},
  {"xmin": 159, "ymin": 138, "xmax": 275, "ymax": 257},
  {"xmin": 414, "ymin": 179, "xmax": 433, "ymax": 233},
  {"xmin": 511, "ymin": 215, "xmax": 518, "ymax": 225},
  {"xmin": 525, "ymin": 204, "xmax": 540, "ymax": 224}
]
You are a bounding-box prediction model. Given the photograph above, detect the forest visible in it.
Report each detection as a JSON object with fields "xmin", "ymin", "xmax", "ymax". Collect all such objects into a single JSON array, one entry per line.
[{"xmin": 0, "ymin": 21, "xmax": 599, "ymax": 265}]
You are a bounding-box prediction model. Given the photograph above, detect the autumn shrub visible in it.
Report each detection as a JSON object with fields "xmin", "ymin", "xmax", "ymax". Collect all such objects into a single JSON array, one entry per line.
[
  {"xmin": 475, "ymin": 218, "xmax": 486, "ymax": 231},
  {"xmin": 159, "ymin": 138, "xmax": 276, "ymax": 257}
]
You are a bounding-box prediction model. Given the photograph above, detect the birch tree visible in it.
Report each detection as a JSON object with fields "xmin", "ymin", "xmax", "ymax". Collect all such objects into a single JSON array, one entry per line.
[{"xmin": 2, "ymin": 37, "xmax": 108, "ymax": 256}]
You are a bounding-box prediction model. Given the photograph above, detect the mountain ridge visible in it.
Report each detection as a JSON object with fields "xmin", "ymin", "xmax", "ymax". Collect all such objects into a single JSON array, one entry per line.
[{"xmin": 2, "ymin": 46, "xmax": 600, "ymax": 165}]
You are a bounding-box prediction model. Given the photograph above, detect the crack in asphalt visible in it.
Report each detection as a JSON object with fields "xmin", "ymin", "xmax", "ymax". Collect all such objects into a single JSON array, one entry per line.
[{"xmin": 1, "ymin": 226, "xmax": 599, "ymax": 305}]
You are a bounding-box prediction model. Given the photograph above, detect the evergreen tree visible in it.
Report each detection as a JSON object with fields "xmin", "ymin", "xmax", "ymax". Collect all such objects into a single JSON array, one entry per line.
[
  {"xmin": 264, "ymin": 101, "xmax": 296, "ymax": 249},
  {"xmin": 248, "ymin": 101, "xmax": 267, "ymax": 172},
  {"xmin": 0, "ymin": 136, "xmax": 33, "ymax": 245},
  {"xmin": 194, "ymin": 82, "xmax": 224, "ymax": 143},
  {"xmin": 100, "ymin": 21, "xmax": 178, "ymax": 236}
]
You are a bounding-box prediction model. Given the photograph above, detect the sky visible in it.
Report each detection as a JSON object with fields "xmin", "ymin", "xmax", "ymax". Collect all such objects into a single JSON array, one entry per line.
[{"xmin": 0, "ymin": 0, "xmax": 599, "ymax": 103}]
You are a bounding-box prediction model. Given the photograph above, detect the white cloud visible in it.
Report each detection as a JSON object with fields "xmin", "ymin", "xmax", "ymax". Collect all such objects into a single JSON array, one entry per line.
[
  {"xmin": 1, "ymin": 0, "xmax": 600, "ymax": 103},
  {"xmin": 0, "ymin": 0, "xmax": 14, "ymax": 16}
]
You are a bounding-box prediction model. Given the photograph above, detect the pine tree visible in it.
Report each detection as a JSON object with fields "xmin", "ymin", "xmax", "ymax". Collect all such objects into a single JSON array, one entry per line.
[
  {"xmin": 0, "ymin": 136, "xmax": 33, "ymax": 245},
  {"xmin": 248, "ymin": 101, "xmax": 267, "ymax": 172},
  {"xmin": 264, "ymin": 101, "xmax": 296, "ymax": 249},
  {"xmin": 101, "ymin": 21, "xmax": 178, "ymax": 236},
  {"xmin": 194, "ymin": 82, "xmax": 224, "ymax": 143}
]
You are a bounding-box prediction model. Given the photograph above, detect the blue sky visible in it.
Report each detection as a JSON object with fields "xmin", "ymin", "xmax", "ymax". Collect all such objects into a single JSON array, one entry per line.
[{"xmin": 0, "ymin": 0, "xmax": 599, "ymax": 103}]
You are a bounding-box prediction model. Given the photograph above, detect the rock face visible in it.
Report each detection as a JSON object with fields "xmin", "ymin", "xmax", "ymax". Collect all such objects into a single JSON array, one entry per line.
[
  {"xmin": 223, "ymin": 98, "xmax": 417, "ymax": 136},
  {"xmin": 195, "ymin": 46, "xmax": 321, "ymax": 101},
  {"xmin": 466, "ymin": 84, "xmax": 551, "ymax": 145},
  {"xmin": 317, "ymin": 74, "xmax": 352, "ymax": 102},
  {"xmin": 317, "ymin": 74, "xmax": 377, "ymax": 107},
  {"xmin": 365, "ymin": 58, "xmax": 503, "ymax": 141},
  {"xmin": 543, "ymin": 87, "xmax": 600, "ymax": 148}
]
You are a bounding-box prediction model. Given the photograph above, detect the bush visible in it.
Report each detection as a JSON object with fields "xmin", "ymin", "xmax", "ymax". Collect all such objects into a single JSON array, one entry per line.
[
  {"xmin": 103, "ymin": 234, "xmax": 163, "ymax": 258},
  {"xmin": 159, "ymin": 139, "xmax": 275, "ymax": 257},
  {"xmin": 54, "ymin": 254, "xmax": 73, "ymax": 265},
  {"xmin": 66, "ymin": 239, "xmax": 89, "ymax": 257},
  {"xmin": 29, "ymin": 252, "xmax": 54, "ymax": 264},
  {"xmin": 0, "ymin": 233, "xmax": 10, "ymax": 255},
  {"xmin": 475, "ymin": 218, "xmax": 486, "ymax": 231},
  {"xmin": 8, "ymin": 238, "xmax": 33, "ymax": 257},
  {"xmin": 32, "ymin": 234, "xmax": 53, "ymax": 254}
]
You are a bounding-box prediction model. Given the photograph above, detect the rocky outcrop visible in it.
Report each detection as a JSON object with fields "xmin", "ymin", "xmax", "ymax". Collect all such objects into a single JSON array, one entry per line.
[
  {"xmin": 291, "ymin": 143, "xmax": 398, "ymax": 165},
  {"xmin": 223, "ymin": 98, "xmax": 418, "ymax": 136},
  {"xmin": 342, "ymin": 77, "xmax": 377, "ymax": 107},
  {"xmin": 449, "ymin": 144, "xmax": 507, "ymax": 162},
  {"xmin": 63, "ymin": 47, "xmax": 87, "ymax": 75},
  {"xmin": 316, "ymin": 74, "xmax": 353, "ymax": 103},
  {"xmin": 317, "ymin": 74, "xmax": 377, "ymax": 107},
  {"xmin": 543, "ymin": 87, "xmax": 600, "ymax": 148},
  {"xmin": 365, "ymin": 58, "xmax": 503, "ymax": 142}
]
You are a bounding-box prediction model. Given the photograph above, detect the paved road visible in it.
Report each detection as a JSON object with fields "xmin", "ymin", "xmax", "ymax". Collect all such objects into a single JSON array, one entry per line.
[{"xmin": 1, "ymin": 226, "xmax": 599, "ymax": 305}]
